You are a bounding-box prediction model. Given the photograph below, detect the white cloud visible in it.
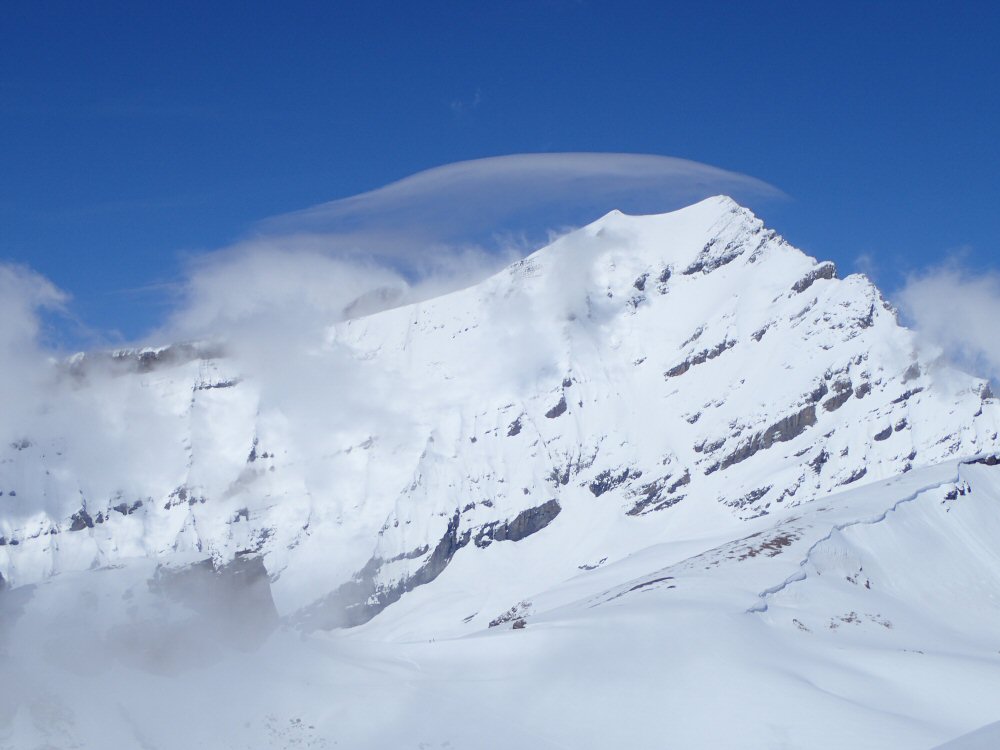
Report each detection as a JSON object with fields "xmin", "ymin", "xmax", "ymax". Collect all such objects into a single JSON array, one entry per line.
[
  {"xmin": 896, "ymin": 264, "xmax": 1000, "ymax": 384},
  {"xmin": 164, "ymin": 241, "xmax": 406, "ymax": 343},
  {"xmin": 159, "ymin": 153, "xmax": 783, "ymax": 344},
  {"xmin": 0, "ymin": 264, "xmax": 68, "ymax": 443},
  {"xmin": 263, "ymin": 152, "xmax": 784, "ymax": 251}
]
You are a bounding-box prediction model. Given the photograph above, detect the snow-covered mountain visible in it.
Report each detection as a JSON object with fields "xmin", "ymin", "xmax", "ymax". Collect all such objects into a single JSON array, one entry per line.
[{"xmin": 2, "ymin": 196, "xmax": 999, "ymax": 748}]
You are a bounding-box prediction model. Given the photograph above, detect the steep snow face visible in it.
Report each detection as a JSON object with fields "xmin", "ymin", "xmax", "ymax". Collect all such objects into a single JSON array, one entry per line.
[{"xmin": 0, "ymin": 197, "xmax": 997, "ymax": 628}]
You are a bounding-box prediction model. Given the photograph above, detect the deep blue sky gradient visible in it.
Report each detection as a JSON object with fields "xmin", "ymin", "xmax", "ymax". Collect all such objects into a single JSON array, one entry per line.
[{"xmin": 3, "ymin": 1, "xmax": 999, "ymax": 343}]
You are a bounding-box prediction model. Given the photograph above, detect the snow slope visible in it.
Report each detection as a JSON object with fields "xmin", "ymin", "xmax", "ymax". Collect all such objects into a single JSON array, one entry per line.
[
  {"xmin": 1, "ymin": 196, "xmax": 999, "ymax": 747},
  {"xmin": 3, "ymin": 457, "xmax": 1000, "ymax": 749}
]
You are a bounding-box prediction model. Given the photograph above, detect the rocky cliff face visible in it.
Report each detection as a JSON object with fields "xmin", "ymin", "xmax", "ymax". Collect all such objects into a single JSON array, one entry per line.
[{"xmin": 0, "ymin": 196, "xmax": 996, "ymax": 627}]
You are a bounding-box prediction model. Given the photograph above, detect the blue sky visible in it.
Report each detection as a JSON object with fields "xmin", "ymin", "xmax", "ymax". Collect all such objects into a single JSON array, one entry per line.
[{"xmin": 2, "ymin": 1, "xmax": 999, "ymax": 346}]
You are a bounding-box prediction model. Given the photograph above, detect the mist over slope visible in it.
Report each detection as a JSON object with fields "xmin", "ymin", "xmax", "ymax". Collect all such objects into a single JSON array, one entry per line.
[{"xmin": 1, "ymin": 197, "xmax": 999, "ymax": 749}]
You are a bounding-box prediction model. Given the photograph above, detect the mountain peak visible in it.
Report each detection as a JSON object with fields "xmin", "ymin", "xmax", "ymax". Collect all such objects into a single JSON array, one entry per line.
[{"xmin": 1, "ymin": 198, "xmax": 997, "ymax": 631}]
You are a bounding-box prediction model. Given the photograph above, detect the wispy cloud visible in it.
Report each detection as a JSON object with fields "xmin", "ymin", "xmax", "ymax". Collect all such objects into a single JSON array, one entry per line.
[
  {"xmin": 449, "ymin": 87, "xmax": 483, "ymax": 116},
  {"xmin": 896, "ymin": 262, "xmax": 1000, "ymax": 384}
]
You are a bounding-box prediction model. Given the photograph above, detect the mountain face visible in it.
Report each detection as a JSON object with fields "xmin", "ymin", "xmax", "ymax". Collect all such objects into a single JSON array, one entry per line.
[
  {"xmin": 0, "ymin": 196, "xmax": 997, "ymax": 623},
  {"xmin": 3, "ymin": 197, "xmax": 1000, "ymax": 749}
]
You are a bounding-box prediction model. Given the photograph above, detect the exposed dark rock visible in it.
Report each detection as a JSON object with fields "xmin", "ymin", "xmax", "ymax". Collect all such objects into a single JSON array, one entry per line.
[
  {"xmin": 164, "ymin": 485, "xmax": 193, "ymax": 510},
  {"xmin": 625, "ymin": 471, "xmax": 689, "ymax": 515},
  {"xmin": 858, "ymin": 303, "xmax": 876, "ymax": 329},
  {"xmin": 302, "ymin": 500, "xmax": 560, "ymax": 630},
  {"xmin": 194, "ymin": 379, "xmax": 240, "ymax": 391},
  {"xmin": 544, "ymin": 396, "xmax": 567, "ymax": 419},
  {"xmin": 627, "ymin": 576, "xmax": 675, "ymax": 593},
  {"xmin": 874, "ymin": 426, "xmax": 892, "ymax": 441},
  {"xmin": 894, "ymin": 419, "xmax": 908, "ymax": 432},
  {"xmin": 839, "ymin": 467, "xmax": 868, "ymax": 485},
  {"xmin": 709, "ymin": 405, "xmax": 817, "ymax": 473},
  {"xmin": 729, "ymin": 486, "xmax": 772, "ymax": 509},
  {"xmin": 854, "ymin": 382, "xmax": 872, "ymax": 399},
  {"xmin": 475, "ymin": 500, "xmax": 562, "ymax": 547},
  {"xmin": 507, "ymin": 416, "xmax": 523, "ymax": 437},
  {"xmin": 664, "ymin": 339, "xmax": 736, "ymax": 379},
  {"xmin": 236, "ymin": 527, "xmax": 273, "ymax": 556},
  {"xmin": 683, "ymin": 239, "xmax": 745, "ymax": 275},
  {"xmin": 970, "ymin": 455, "xmax": 1000, "ymax": 467},
  {"xmin": 588, "ymin": 467, "xmax": 641, "ymax": 497},
  {"xmin": 902, "ymin": 363, "xmax": 921, "ymax": 383},
  {"xmin": 751, "ymin": 325, "xmax": 770, "ymax": 342},
  {"xmin": 822, "ymin": 379, "xmax": 853, "ymax": 412},
  {"xmin": 691, "ymin": 339, "xmax": 736, "ymax": 366},
  {"xmin": 806, "ymin": 381, "xmax": 829, "ymax": 404},
  {"xmin": 809, "ymin": 450, "xmax": 830, "ymax": 473},
  {"xmin": 343, "ymin": 511, "xmax": 469, "ymax": 627},
  {"xmin": 656, "ymin": 267, "xmax": 672, "ymax": 292},
  {"xmin": 489, "ymin": 601, "xmax": 531, "ymax": 628},
  {"xmin": 633, "ymin": 273, "xmax": 649, "ymax": 292},
  {"xmin": 626, "ymin": 293, "xmax": 646, "ymax": 311},
  {"xmin": 69, "ymin": 509, "xmax": 94, "ymax": 532},
  {"xmin": 547, "ymin": 449, "xmax": 597, "ymax": 487},
  {"xmin": 891, "ymin": 387, "xmax": 924, "ymax": 404},
  {"xmin": 695, "ymin": 437, "xmax": 726, "ymax": 455},
  {"xmin": 578, "ymin": 557, "xmax": 608, "ymax": 571},
  {"xmin": 681, "ymin": 327, "xmax": 705, "ymax": 347},
  {"xmin": 548, "ymin": 465, "xmax": 571, "ymax": 486},
  {"xmin": 105, "ymin": 342, "xmax": 225, "ymax": 374},
  {"xmin": 664, "ymin": 361, "xmax": 691, "ymax": 378},
  {"xmin": 792, "ymin": 262, "xmax": 837, "ymax": 293}
]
